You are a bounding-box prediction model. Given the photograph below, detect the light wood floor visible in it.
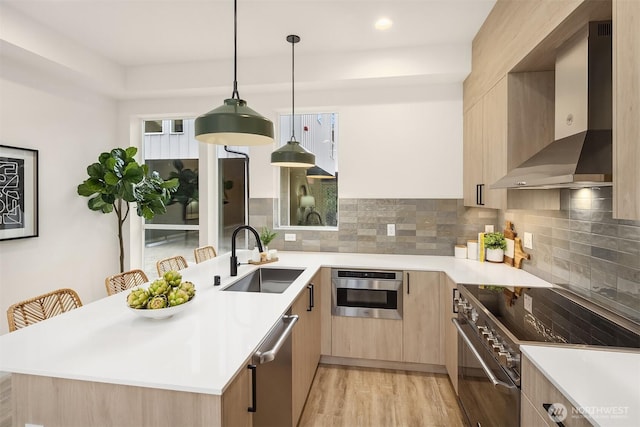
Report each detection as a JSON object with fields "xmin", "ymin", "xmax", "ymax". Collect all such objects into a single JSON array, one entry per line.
[{"xmin": 298, "ymin": 365, "xmax": 466, "ymax": 427}]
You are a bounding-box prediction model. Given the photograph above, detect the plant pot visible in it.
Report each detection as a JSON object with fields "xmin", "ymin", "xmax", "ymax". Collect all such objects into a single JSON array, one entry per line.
[{"xmin": 486, "ymin": 248, "xmax": 504, "ymax": 263}]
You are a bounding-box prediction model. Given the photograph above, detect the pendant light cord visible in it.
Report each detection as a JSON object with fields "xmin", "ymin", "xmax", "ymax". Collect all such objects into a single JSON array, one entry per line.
[
  {"xmin": 290, "ymin": 37, "xmax": 296, "ymax": 142},
  {"xmin": 232, "ymin": 0, "xmax": 239, "ymax": 100}
]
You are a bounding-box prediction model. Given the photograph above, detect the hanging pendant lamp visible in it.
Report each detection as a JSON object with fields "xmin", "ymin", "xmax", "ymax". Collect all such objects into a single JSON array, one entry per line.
[
  {"xmin": 306, "ymin": 165, "xmax": 334, "ymax": 179},
  {"xmin": 194, "ymin": 0, "xmax": 274, "ymax": 146},
  {"xmin": 271, "ymin": 35, "xmax": 316, "ymax": 168}
]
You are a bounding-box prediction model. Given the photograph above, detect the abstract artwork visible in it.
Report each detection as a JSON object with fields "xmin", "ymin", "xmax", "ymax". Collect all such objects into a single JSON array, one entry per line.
[{"xmin": 0, "ymin": 145, "xmax": 38, "ymax": 240}]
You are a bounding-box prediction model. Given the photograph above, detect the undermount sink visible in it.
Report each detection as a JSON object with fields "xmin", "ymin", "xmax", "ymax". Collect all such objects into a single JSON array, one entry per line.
[{"xmin": 223, "ymin": 268, "xmax": 304, "ymax": 294}]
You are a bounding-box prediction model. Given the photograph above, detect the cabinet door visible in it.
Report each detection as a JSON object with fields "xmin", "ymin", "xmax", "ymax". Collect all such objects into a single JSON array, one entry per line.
[
  {"xmin": 521, "ymin": 394, "xmax": 552, "ymax": 427},
  {"xmin": 222, "ymin": 362, "xmax": 253, "ymax": 427},
  {"xmin": 463, "ymin": 100, "xmax": 484, "ymax": 206},
  {"xmin": 320, "ymin": 267, "xmax": 332, "ymax": 356},
  {"xmin": 403, "ymin": 271, "xmax": 443, "ymax": 365},
  {"xmin": 482, "ymin": 77, "xmax": 508, "ymax": 210},
  {"xmin": 332, "ymin": 316, "xmax": 403, "ymax": 361},
  {"xmin": 443, "ymin": 275, "xmax": 458, "ymax": 394},
  {"xmin": 291, "ymin": 273, "xmax": 321, "ymax": 424},
  {"xmin": 521, "ymin": 355, "xmax": 591, "ymax": 427},
  {"xmin": 613, "ymin": 0, "xmax": 640, "ymax": 220}
]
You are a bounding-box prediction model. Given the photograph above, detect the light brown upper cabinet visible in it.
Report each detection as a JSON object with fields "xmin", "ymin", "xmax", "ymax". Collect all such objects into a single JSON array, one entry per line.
[
  {"xmin": 613, "ymin": 0, "xmax": 640, "ymax": 220},
  {"xmin": 463, "ymin": 78, "xmax": 507, "ymax": 209}
]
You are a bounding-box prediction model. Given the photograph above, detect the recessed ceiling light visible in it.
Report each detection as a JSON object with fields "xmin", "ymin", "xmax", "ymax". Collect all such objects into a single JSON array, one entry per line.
[{"xmin": 374, "ymin": 17, "xmax": 393, "ymax": 31}]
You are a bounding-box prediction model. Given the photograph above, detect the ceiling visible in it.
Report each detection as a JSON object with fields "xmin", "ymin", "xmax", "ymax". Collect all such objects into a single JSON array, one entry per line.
[{"xmin": 1, "ymin": 0, "xmax": 496, "ymax": 67}]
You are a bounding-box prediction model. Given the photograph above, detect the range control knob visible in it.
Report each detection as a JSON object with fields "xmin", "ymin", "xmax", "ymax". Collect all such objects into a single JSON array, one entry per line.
[
  {"xmin": 470, "ymin": 308, "xmax": 479, "ymax": 323},
  {"xmin": 498, "ymin": 351, "xmax": 516, "ymax": 368},
  {"xmin": 492, "ymin": 344, "xmax": 504, "ymax": 354}
]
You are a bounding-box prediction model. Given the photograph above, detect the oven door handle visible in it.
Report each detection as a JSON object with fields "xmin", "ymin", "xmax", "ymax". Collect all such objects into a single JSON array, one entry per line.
[{"xmin": 452, "ymin": 318, "xmax": 517, "ymax": 392}]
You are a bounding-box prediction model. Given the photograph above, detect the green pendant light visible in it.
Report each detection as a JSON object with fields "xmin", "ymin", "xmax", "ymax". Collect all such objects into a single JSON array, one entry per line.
[
  {"xmin": 194, "ymin": 0, "xmax": 274, "ymax": 146},
  {"xmin": 306, "ymin": 165, "xmax": 334, "ymax": 179},
  {"xmin": 271, "ymin": 35, "xmax": 316, "ymax": 168}
]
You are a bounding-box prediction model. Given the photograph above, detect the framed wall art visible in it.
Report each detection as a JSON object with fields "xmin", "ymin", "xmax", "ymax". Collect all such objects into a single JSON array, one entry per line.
[{"xmin": 0, "ymin": 145, "xmax": 39, "ymax": 241}]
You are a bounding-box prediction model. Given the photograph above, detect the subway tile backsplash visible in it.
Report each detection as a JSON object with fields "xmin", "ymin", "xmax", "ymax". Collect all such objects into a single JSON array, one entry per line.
[{"xmin": 249, "ymin": 188, "xmax": 639, "ymax": 323}]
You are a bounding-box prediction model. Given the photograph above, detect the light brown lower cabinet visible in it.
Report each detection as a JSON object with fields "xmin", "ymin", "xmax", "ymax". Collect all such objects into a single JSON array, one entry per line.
[
  {"xmin": 291, "ymin": 271, "xmax": 321, "ymax": 424},
  {"xmin": 222, "ymin": 360, "xmax": 253, "ymax": 427},
  {"xmin": 521, "ymin": 393, "xmax": 552, "ymax": 427},
  {"xmin": 442, "ymin": 274, "xmax": 458, "ymax": 394},
  {"xmin": 402, "ymin": 271, "xmax": 443, "ymax": 365},
  {"xmin": 12, "ymin": 373, "xmax": 224, "ymax": 427},
  {"xmin": 332, "ymin": 316, "xmax": 403, "ymax": 361},
  {"xmin": 521, "ymin": 355, "xmax": 591, "ymax": 427}
]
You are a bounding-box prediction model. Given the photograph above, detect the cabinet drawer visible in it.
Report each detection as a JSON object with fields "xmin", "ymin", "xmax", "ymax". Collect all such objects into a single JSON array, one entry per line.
[
  {"xmin": 521, "ymin": 356, "xmax": 591, "ymax": 427},
  {"xmin": 521, "ymin": 393, "xmax": 553, "ymax": 427},
  {"xmin": 331, "ymin": 316, "xmax": 402, "ymax": 361}
]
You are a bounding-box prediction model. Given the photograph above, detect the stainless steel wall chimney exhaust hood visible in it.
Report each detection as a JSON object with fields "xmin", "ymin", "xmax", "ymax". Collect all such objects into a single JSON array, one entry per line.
[{"xmin": 492, "ymin": 21, "xmax": 612, "ymax": 190}]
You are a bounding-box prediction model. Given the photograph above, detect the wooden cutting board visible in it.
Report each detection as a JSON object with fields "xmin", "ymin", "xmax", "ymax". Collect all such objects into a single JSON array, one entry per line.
[{"xmin": 503, "ymin": 221, "xmax": 516, "ymax": 266}]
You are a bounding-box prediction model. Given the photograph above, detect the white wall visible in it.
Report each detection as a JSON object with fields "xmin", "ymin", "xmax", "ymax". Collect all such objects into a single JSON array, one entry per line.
[
  {"xmin": 0, "ymin": 70, "xmax": 118, "ymax": 335},
  {"xmin": 0, "ymin": 64, "xmax": 463, "ymax": 337}
]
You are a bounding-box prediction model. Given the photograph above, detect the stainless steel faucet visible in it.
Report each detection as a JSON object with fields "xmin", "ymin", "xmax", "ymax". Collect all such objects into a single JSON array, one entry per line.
[{"xmin": 230, "ymin": 225, "xmax": 264, "ymax": 276}]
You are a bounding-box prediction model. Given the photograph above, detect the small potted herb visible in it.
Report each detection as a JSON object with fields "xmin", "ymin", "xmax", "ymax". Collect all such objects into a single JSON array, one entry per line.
[
  {"xmin": 484, "ymin": 232, "xmax": 506, "ymax": 263},
  {"xmin": 259, "ymin": 227, "xmax": 277, "ymax": 249}
]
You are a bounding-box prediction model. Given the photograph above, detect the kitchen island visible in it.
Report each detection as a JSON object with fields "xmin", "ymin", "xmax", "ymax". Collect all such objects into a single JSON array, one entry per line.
[{"xmin": 0, "ymin": 251, "xmax": 572, "ymax": 426}]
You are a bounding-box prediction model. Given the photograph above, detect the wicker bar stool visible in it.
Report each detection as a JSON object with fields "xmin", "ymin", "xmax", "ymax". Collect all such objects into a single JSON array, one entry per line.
[
  {"xmin": 7, "ymin": 288, "xmax": 83, "ymax": 332},
  {"xmin": 194, "ymin": 245, "xmax": 217, "ymax": 264},
  {"xmin": 156, "ymin": 255, "xmax": 189, "ymax": 276},
  {"xmin": 105, "ymin": 269, "xmax": 149, "ymax": 296}
]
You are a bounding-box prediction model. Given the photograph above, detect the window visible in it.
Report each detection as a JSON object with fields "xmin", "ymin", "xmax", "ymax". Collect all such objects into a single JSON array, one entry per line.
[
  {"xmin": 171, "ymin": 119, "xmax": 184, "ymax": 134},
  {"xmin": 144, "ymin": 120, "xmax": 163, "ymax": 134},
  {"xmin": 141, "ymin": 118, "xmax": 200, "ymax": 278},
  {"xmin": 276, "ymin": 112, "xmax": 338, "ymax": 229}
]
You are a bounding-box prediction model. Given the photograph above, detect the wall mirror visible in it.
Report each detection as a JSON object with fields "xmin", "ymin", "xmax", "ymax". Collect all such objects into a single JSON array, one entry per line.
[{"xmin": 276, "ymin": 112, "xmax": 338, "ymax": 229}]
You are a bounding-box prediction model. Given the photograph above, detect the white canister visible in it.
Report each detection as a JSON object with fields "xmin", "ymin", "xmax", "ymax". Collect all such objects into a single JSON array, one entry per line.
[
  {"xmin": 455, "ymin": 245, "xmax": 467, "ymax": 259},
  {"xmin": 467, "ymin": 240, "xmax": 478, "ymax": 260}
]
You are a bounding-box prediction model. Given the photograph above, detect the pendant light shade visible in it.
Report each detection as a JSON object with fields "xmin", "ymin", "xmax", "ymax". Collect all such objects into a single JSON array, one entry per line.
[
  {"xmin": 195, "ymin": 99, "xmax": 273, "ymax": 146},
  {"xmin": 272, "ymin": 141, "xmax": 316, "ymax": 167},
  {"xmin": 271, "ymin": 35, "xmax": 316, "ymax": 168},
  {"xmin": 306, "ymin": 165, "xmax": 334, "ymax": 179},
  {"xmin": 194, "ymin": 0, "xmax": 274, "ymax": 145}
]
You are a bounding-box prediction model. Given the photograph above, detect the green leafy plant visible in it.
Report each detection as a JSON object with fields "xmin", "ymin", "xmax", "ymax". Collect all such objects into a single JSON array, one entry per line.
[
  {"xmin": 484, "ymin": 232, "xmax": 507, "ymax": 250},
  {"xmin": 260, "ymin": 227, "xmax": 277, "ymax": 247},
  {"xmin": 77, "ymin": 147, "xmax": 178, "ymax": 272},
  {"xmin": 166, "ymin": 159, "xmax": 198, "ymax": 220}
]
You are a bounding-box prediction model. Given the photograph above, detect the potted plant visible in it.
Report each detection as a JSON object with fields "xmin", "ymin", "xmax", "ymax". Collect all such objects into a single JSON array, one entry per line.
[
  {"xmin": 484, "ymin": 232, "xmax": 507, "ymax": 263},
  {"xmin": 77, "ymin": 147, "xmax": 178, "ymax": 272},
  {"xmin": 259, "ymin": 227, "xmax": 277, "ymax": 251}
]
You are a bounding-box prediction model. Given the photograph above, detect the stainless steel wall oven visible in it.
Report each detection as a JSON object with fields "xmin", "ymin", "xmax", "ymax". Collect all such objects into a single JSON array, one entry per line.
[{"xmin": 331, "ymin": 269, "xmax": 403, "ymax": 319}]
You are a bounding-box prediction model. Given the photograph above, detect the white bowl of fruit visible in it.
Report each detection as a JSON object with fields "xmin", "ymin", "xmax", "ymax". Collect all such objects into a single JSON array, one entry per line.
[{"xmin": 126, "ymin": 270, "xmax": 196, "ymax": 320}]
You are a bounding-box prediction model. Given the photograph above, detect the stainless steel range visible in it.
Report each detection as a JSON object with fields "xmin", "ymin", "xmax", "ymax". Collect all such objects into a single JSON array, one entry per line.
[{"xmin": 453, "ymin": 284, "xmax": 640, "ymax": 427}]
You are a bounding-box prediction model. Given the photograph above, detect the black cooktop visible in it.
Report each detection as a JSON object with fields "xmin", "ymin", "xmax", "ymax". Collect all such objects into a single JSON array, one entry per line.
[{"xmin": 461, "ymin": 285, "xmax": 640, "ymax": 348}]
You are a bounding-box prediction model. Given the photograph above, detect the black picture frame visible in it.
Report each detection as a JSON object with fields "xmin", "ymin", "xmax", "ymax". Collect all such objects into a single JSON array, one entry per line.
[{"xmin": 0, "ymin": 145, "xmax": 39, "ymax": 241}]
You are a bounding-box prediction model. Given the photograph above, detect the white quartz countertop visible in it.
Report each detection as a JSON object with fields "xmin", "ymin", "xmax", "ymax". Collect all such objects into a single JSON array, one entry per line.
[
  {"xmin": 522, "ymin": 345, "xmax": 640, "ymax": 427},
  {"xmin": 0, "ymin": 251, "xmax": 553, "ymax": 395}
]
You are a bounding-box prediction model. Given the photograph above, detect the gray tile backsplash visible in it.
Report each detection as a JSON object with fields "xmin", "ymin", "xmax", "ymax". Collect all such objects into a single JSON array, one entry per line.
[
  {"xmin": 249, "ymin": 198, "xmax": 497, "ymax": 256},
  {"xmin": 249, "ymin": 188, "xmax": 639, "ymax": 323},
  {"xmin": 500, "ymin": 187, "xmax": 640, "ymax": 323}
]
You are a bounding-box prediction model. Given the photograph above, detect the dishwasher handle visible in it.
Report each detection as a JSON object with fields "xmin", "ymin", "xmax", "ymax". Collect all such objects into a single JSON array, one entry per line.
[{"xmin": 254, "ymin": 314, "xmax": 299, "ymax": 364}]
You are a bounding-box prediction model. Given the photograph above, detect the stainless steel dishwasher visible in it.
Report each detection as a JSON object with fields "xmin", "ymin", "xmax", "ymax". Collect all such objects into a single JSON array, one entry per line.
[{"xmin": 249, "ymin": 313, "xmax": 299, "ymax": 427}]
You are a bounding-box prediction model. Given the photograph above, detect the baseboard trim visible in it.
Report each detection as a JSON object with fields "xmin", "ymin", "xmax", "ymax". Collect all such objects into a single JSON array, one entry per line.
[{"xmin": 319, "ymin": 355, "xmax": 447, "ymax": 374}]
